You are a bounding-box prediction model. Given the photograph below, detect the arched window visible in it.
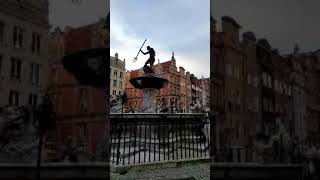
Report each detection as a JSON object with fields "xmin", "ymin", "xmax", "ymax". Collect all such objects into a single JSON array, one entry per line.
[{"xmin": 78, "ymin": 88, "xmax": 88, "ymax": 112}]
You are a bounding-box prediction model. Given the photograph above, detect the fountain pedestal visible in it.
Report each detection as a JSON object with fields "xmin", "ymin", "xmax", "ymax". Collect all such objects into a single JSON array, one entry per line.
[{"xmin": 141, "ymin": 88, "xmax": 157, "ymax": 113}]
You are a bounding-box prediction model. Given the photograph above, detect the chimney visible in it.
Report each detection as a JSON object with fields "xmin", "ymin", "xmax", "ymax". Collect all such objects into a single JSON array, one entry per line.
[
  {"xmin": 211, "ymin": 16, "xmax": 217, "ymax": 34},
  {"xmin": 179, "ymin": 66, "xmax": 185, "ymax": 73},
  {"xmin": 115, "ymin": 53, "xmax": 118, "ymax": 64},
  {"xmin": 242, "ymin": 31, "xmax": 256, "ymax": 45}
]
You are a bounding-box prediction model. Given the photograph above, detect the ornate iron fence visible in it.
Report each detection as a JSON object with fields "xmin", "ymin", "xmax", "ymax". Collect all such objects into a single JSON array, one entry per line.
[{"xmin": 110, "ymin": 114, "xmax": 210, "ymax": 165}]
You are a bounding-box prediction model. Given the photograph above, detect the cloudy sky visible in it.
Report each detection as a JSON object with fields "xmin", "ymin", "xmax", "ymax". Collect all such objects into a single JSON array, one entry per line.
[
  {"xmin": 111, "ymin": 0, "xmax": 210, "ymax": 78},
  {"xmin": 213, "ymin": 0, "xmax": 320, "ymax": 54},
  {"xmin": 49, "ymin": 0, "xmax": 109, "ymax": 29}
]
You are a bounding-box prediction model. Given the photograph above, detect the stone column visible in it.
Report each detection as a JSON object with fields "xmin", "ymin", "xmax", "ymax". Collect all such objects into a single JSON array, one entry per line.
[{"xmin": 141, "ymin": 88, "xmax": 157, "ymax": 113}]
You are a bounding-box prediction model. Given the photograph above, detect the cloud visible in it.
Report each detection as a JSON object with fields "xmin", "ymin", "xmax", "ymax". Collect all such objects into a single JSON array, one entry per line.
[
  {"xmin": 49, "ymin": 0, "xmax": 108, "ymax": 29},
  {"xmin": 110, "ymin": 0, "xmax": 210, "ymax": 78},
  {"xmin": 213, "ymin": 0, "xmax": 320, "ymax": 54}
]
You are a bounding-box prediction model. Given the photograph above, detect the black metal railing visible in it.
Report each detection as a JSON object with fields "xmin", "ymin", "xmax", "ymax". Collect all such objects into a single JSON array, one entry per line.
[
  {"xmin": 214, "ymin": 147, "xmax": 256, "ymax": 163},
  {"xmin": 110, "ymin": 114, "xmax": 210, "ymax": 165}
]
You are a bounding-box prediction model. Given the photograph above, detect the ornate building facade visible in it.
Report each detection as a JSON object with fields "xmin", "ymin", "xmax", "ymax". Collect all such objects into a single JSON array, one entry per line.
[
  {"xmin": 110, "ymin": 53, "xmax": 126, "ymax": 96},
  {"xmin": 0, "ymin": 0, "xmax": 50, "ymax": 107},
  {"xmin": 48, "ymin": 17, "xmax": 108, "ymax": 157},
  {"xmin": 126, "ymin": 53, "xmax": 201, "ymax": 113},
  {"xmin": 211, "ymin": 15, "xmax": 320, "ymax": 162}
]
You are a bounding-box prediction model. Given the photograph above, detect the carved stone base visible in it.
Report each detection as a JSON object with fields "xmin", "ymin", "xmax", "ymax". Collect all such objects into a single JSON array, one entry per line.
[{"xmin": 143, "ymin": 65, "xmax": 154, "ymax": 74}]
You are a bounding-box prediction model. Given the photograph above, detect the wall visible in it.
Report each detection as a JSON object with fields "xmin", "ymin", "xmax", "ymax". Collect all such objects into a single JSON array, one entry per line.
[{"xmin": 0, "ymin": 0, "xmax": 49, "ymax": 107}]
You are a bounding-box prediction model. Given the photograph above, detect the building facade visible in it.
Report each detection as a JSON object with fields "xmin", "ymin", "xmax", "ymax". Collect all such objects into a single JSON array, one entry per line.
[
  {"xmin": 0, "ymin": 0, "xmax": 50, "ymax": 107},
  {"xmin": 110, "ymin": 53, "xmax": 126, "ymax": 96},
  {"xmin": 126, "ymin": 53, "xmax": 200, "ymax": 113},
  {"xmin": 299, "ymin": 51, "xmax": 320, "ymax": 147},
  {"xmin": 200, "ymin": 77, "xmax": 210, "ymax": 110},
  {"xmin": 211, "ymin": 15, "xmax": 320, "ymax": 162},
  {"xmin": 126, "ymin": 69, "xmax": 144, "ymax": 111},
  {"xmin": 48, "ymin": 17, "xmax": 108, "ymax": 156}
]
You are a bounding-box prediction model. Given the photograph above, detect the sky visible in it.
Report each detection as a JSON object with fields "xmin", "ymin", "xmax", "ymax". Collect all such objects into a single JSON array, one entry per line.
[
  {"xmin": 48, "ymin": 0, "xmax": 109, "ymax": 29},
  {"xmin": 213, "ymin": 0, "xmax": 320, "ymax": 54},
  {"xmin": 110, "ymin": 0, "xmax": 210, "ymax": 78}
]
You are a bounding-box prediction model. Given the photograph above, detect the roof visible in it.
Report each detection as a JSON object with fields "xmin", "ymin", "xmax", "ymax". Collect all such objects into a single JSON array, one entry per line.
[
  {"xmin": 127, "ymin": 69, "xmax": 141, "ymax": 79},
  {"xmin": 221, "ymin": 16, "xmax": 241, "ymax": 28},
  {"xmin": 159, "ymin": 61, "xmax": 171, "ymax": 70},
  {"xmin": 257, "ymin": 38, "xmax": 271, "ymax": 50},
  {"xmin": 110, "ymin": 56, "xmax": 125, "ymax": 70}
]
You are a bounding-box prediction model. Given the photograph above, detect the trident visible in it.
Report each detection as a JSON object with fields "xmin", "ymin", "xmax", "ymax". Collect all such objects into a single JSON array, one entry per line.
[{"xmin": 133, "ymin": 39, "xmax": 147, "ymax": 62}]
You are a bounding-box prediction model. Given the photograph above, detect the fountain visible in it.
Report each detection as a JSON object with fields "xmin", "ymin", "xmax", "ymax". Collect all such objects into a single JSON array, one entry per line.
[
  {"xmin": 0, "ymin": 106, "xmax": 39, "ymax": 162},
  {"xmin": 129, "ymin": 65, "xmax": 168, "ymax": 113},
  {"xmin": 60, "ymin": 45, "xmax": 210, "ymax": 163},
  {"xmin": 108, "ymin": 64, "xmax": 210, "ymax": 165}
]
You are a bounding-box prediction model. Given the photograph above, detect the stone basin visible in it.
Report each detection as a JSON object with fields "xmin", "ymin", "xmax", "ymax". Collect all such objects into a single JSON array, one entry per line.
[{"xmin": 129, "ymin": 75, "xmax": 168, "ymax": 90}]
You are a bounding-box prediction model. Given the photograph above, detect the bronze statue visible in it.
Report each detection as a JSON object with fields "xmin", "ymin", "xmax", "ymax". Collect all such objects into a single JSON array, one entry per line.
[{"xmin": 140, "ymin": 46, "xmax": 156, "ymax": 69}]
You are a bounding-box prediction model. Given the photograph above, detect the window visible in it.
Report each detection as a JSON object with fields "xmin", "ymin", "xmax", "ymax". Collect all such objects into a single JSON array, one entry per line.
[
  {"xmin": 254, "ymin": 98, "xmax": 259, "ymax": 112},
  {"xmin": 169, "ymin": 86, "xmax": 173, "ymax": 94},
  {"xmin": 226, "ymin": 64, "xmax": 232, "ymax": 76},
  {"xmin": 262, "ymin": 72, "xmax": 267, "ymax": 86},
  {"xmin": 30, "ymin": 63, "xmax": 40, "ymax": 84},
  {"xmin": 284, "ymin": 83, "xmax": 287, "ymax": 95},
  {"xmin": 0, "ymin": 55, "xmax": 2, "ymax": 75},
  {"xmin": 53, "ymin": 94, "xmax": 59, "ymax": 113},
  {"xmin": 13, "ymin": 26, "xmax": 23, "ymax": 48},
  {"xmin": 114, "ymin": 70, "xmax": 118, "ymax": 77},
  {"xmin": 279, "ymin": 81, "xmax": 283, "ymax": 94},
  {"xmin": 0, "ymin": 22, "xmax": 4, "ymax": 44},
  {"xmin": 113, "ymin": 80, "xmax": 117, "ymax": 87},
  {"xmin": 288, "ymin": 85, "xmax": 292, "ymax": 96},
  {"xmin": 31, "ymin": 32, "xmax": 41, "ymax": 54},
  {"xmin": 235, "ymin": 68, "xmax": 240, "ymax": 79},
  {"xmin": 78, "ymin": 123, "xmax": 87, "ymax": 137},
  {"xmin": 274, "ymin": 79, "xmax": 278, "ymax": 91},
  {"xmin": 267, "ymin": 75, "xmax": 272, "ymax": 88},
  {"xmin": 119, "ymin": 81, "xmax": 122, "ymax": 89},
  {"xmin": 10, "ymin": 58, "xmax": 21, "ymax": 79},
  {"xmin": 51, "ymin": 68, "xmax": 58, "ymax": 84},
  {"xmin": 269, "ymin": 100, "xmax": 273, "ymax": 112},
  {"xmin": 28, "ymin": 93, "xmax": 38, "ymax": 107},
  {"xmin": 228, "ymin": 101, "xmax": 232, "ymax": 111},
  {"xmin": 263, "ymin": 98, "xmax": 268, "ymax": 111},
  {"xmin": 78, "ymin": 88, "xmax": 88, "ymax": 112},
  {"xmin": 119, "ymin": 91, "xmax": 122, "ymax": 95},
  {"xmin": 112, "ymin": 90, "xmax": 116, "ymax": 95},
  {"xmin": 120, "ymin": 72, "xmax": 123, "ymax": 78},
  {"xmin": 9, "ymin": 90, "xmax": 19, "ymax": 106},
  {"xmin": 247, "ymin": 74, "xmax": 251, "ymax": 84},
  {"xmin": 253, "ymin": 76, "xmax": 259, "ymax": 87}
]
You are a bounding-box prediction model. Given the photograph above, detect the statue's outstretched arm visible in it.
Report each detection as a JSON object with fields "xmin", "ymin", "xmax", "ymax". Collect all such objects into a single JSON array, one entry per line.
[{"xmin": 140, "ymin": 50, "xmax": 148, "ymax": 55}]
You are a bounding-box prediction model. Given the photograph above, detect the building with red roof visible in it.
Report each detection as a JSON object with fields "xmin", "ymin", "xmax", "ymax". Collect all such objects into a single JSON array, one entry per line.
[
  {"xmin": 47, "ymin": 18, "xmax": 107, "ymax": 157},
  {"xmin": 125, "ymin": 52, "xmax": 202, "ymax": 112}
]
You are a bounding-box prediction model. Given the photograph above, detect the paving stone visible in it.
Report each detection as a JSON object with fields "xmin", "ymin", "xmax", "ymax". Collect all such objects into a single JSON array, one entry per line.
[{"xmin": 112, "ymin": 160, "xmax": 210, "ymax": 180}]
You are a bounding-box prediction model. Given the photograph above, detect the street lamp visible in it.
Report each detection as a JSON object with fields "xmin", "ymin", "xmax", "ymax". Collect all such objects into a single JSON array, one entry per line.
[{"xmin": 35, "ymin": 92, "xmax": 56, "ymax": 180}]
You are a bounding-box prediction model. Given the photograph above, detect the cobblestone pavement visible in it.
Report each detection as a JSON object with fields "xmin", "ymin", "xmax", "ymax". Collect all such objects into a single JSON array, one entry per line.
[{"xmin": 111, "ymin": 160, "xmax": 209, "ymax": 180}]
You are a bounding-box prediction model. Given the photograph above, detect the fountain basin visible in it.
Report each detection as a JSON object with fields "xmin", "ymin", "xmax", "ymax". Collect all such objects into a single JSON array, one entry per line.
[
  {"xmin": 129, "ymin": 76, "xmax": 168, "ymax": 90},
  {"xmin": 62, "ymin": 48, "xmax": 109, "ymax": 87}
]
